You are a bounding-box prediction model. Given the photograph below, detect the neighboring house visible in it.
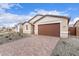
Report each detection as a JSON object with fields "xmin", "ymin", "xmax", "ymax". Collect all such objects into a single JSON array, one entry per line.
[
  {"xmin": 68, "ymin": 27, "xmax": 76, "ymax": 36},
  {"xmin": 22, "ymin": 14, "xmax": 69, "ymax": 38},
  {"xmin": 14, "ymin": 23, "xmax": 23, "ymax": 33},
  {"xmin": 68, "ymin": 21, "xmax": 76, "ymax": 36},
  {"xmin": 13, "ymin": 24, "xmax": 19, "ymax": 32},
  {"xmin": 74, "ymin": 20, "xmax": 79, "ymax": 36}
]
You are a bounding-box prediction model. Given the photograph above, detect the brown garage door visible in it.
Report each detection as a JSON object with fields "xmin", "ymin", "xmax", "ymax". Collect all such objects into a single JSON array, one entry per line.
[{"xmin": 38, "ymin": 23, "xmax": 60, "ymax": 37}]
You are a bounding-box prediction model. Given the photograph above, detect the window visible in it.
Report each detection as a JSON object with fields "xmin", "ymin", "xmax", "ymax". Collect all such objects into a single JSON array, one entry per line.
[{"xmin": 26, "ymin": 25, "xmax": 28, "ymax": 30}]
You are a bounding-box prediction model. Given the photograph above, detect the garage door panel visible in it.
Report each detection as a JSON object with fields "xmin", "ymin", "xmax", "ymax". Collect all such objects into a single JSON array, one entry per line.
[{"xmin": 38, "ymin": 23, "xmax": 60, "ymax": 37}]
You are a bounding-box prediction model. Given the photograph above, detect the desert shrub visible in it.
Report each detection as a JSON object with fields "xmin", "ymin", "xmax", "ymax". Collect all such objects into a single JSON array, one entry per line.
[
  {"xmin": 5, "ymin": 36, "xmax": 9, "ymax": 38},
  {"xmin": 18, "ymin": 32, "xmax": 21, "ymax": 36},
  {"xmin": 21, "ymin": 35, "xmax": 23, "ymax": 37},
  {"xmin": 17, "ymin": 32, "xmax": 23, "ymax": 37},
  {"xmin": 9, "ymin": 38, "xmax": 12, "ymax": 40},
  {"xmin": 62, "ymin": 41, "xmax": 67, "ymax": 45}
]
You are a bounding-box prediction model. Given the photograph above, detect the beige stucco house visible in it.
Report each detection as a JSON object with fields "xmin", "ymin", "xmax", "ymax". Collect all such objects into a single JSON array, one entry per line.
[{"xmin": 22, "ymin": 14, "xmax": 69, "ymax": 38}]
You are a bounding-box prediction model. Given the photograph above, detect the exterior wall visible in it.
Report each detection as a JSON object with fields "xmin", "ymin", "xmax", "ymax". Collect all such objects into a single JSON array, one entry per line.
[
  {"xmin": 76, "ymin": 27, "xmax": 79, "ymax": 36},
  {"xmin": 69, "ymin": 27, "xmax": 76, "ymax": 36},
  {"xmin": 14, "ymin": 25, "xmax": 20, "ymax": 32},
  {"xmin": 23, "ymin": 23, "xmax": 33, "ymax": 34},
  {"xmin": 15, "ymin": 24, "xmax": 23, "ymax": 33},
  {"xmin": 19, "ymin": 24, "xmax": 23, "ymax": 33},
  {"xmin": 29, "ymin": 16, "xmax": 43, "ymax": 24},
  {"xmin": 75, "ymin": 21, "xmax": 79, "ymax": 36},
  {"xmin": 15, "ymin": 27, "xmax": 19, "ymax": 32},
  {"xmin": 34, "ymin": 16, "xmax": 68, "ymax": 38}
]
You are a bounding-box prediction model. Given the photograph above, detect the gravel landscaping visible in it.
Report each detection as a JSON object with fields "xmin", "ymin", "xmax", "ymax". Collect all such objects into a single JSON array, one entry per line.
[
  {"xmin": 0, "ymin": 34, "xmax": 79, "ymax": 56},
  {"xmin": 51, "ymin": 36, "xmax": 79, "ymax": 56},
  {"xmin": 0, "ymin": 35, "xmax": 59, "ymax": 56}
]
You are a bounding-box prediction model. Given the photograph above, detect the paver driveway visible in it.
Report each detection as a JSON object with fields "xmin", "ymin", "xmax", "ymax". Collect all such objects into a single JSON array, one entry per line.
[{"xmin": 0, "ymin": 35, "xmax": 60, "ymax": 56}]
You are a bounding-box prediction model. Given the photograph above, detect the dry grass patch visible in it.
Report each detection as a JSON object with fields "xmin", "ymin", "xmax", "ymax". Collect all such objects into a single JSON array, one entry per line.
[{"xmin": 0, "ymin": 32, "xmax": 31, "ymax": 45}]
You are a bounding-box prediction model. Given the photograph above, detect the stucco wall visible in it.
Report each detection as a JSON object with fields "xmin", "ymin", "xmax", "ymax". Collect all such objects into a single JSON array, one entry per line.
[
  {"xmin": 29, "ymin": 15, "xmax": 43, "ymax": 24},
  {"xmin": 75, "ymin": 21, "xmax": 79, "ymax": 36},
  {"xmin": 76, "ymin": 27, "xmax": 79, "ymax": 36},
  {"xmin": 23, "ymin": 23, "xmax": 32, "ymax": 34},
  {"xmin": 15, "ymin": 25, "xmax": 20, "ymax": 32},
  {"xmin": 34, "ymin": 16, "xmax": 68, "ymax": 38},
  {"xmin": 14, "ymin": 24, "xmax": 22, "ymax": 33}
]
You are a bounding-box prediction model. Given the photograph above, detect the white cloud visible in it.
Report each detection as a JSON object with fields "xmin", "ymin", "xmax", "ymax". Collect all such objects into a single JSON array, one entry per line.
[
  {"xmin": 0, "ymin": 8, "xmax": 5, "ymax": 13},
  {"xmin": 0, "ymin": 13, "xmax": 27, "ymax": 26},
  {"xmin": 15, "ymin": 4, "xmax": 23, "ymax": 8},
  {"xmin": 69, "ymin": 17, "xmax": 79, "ymax": 27},
  {"xmin": 64, "ymin": 7, "xmax": 79, "ymax": 13},
  {"xmin": 34, "ymin": 9, "xmax": 69, "ymax": 16},
  {"xmin": 67, "ymin": 8, "xmax": 73, "ymax": 11},
  {"xmin": 73, "ymin": 17, "xmax": 79, "ymax": 24},
  {"xmin": 0, "ymin": 3, "xmax": 14, "ymax": 9},
  {"xmin": 0, "ymin": 3, "xmax": 25, "ymax": 27},
  {"xmin": 73, "ymin": 17, "xmax": 79, "ymax": 22},
  {"xmin": 0, "ymin": 3, "xmax": 22, "ymax": 9},
  {"xmin": 0, "ymin": 3, "xmax": 22, "ymax": 14}
]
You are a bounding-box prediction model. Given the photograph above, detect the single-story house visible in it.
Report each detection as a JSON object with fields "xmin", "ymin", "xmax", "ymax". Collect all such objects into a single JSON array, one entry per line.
[
  {"xmin": 14, "ymin": 23, "xmax": 23, "ymax": 33},
  {"xmin": 22, "ymin": 14, "xmax": 69, "ymax": 38},
  {"xmin": 68, "ymin": 21, "xmax": 76, "ymax": 36}
]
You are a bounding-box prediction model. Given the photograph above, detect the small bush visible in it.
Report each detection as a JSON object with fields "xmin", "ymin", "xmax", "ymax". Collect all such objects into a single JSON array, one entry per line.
[
  {"xmin": 9, "ymin": 38, "xmax": 12, "ymax": 40},
  {"xmin": 18, "ymin": 33, "xmax": 21, "ymax": 36},
  {"xmin": 21, "ymin": 35, "xmax": 23, "ymax": 37},
  {"xmin": 62, "ymin": 41, "xmax": 67, "ymax": 45},
  {"xmin": 17, "ymin": 32, "xmax": 24, "ymax": 37},
  {"xmin": 5, "ymin": 36, "xmax": 9, "ymax": 38}
]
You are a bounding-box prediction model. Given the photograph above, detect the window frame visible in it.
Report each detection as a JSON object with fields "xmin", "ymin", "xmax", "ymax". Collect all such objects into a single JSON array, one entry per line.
[{"xmin": 26, "ymin": 25, "xmax": 28, "ymax": 30}]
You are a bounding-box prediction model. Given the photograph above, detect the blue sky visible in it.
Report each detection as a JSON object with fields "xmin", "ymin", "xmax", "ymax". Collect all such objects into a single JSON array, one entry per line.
[
  {"xmin": 0, "ymin": 3, "xmax": 79, "ymax": 27},
  {"xmin": 6, "ymin": 3, "xmax": 79, "ymax": 19}
]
